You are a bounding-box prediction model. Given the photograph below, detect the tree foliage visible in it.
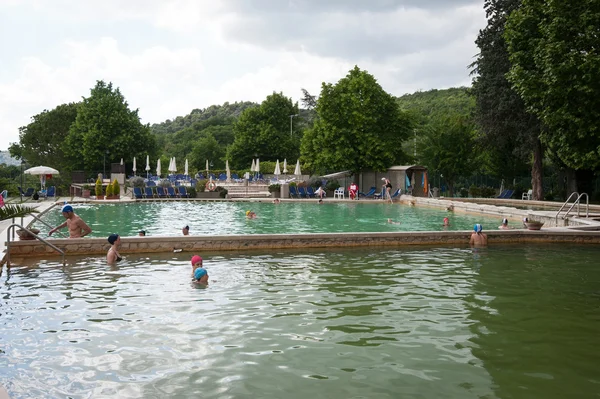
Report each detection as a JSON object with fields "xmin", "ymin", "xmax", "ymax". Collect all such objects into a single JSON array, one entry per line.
[
  {"xmin": 227, "ymin": 92, "xmax": 300, "ymax": 169},
  {"xmin": 9, "ymin": 103, "xmax": 79, "ymax": 170},
  {"xmin": 301, "ymin": 66, "xmax": 411, "ymax": 175},
  {"xmin": 505, "ymin": 0, "xmax": 600, "ymax": 170},
  {"xmin": 65, "ymin": 81, "xmax": 157, "ymax": 173},
  {"xmin": 419, "ymin": 116, "xmax": 478, "ymax": 196}
]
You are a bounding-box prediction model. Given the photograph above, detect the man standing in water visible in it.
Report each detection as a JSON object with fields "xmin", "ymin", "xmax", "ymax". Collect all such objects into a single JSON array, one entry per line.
[
  {"xmin": 470, "ymin": 224, "xmax": 488, "ymax": 247},
  {"xmin": 49, "ymin": 205, "xmax": 92, "ymax": 238}
]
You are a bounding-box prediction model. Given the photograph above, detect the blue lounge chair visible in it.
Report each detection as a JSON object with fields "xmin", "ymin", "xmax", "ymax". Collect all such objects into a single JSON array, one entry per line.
[
  {"xmin": 218, "ymin": 173, "xmax": 227, "ymax": 181},
  {"xmin": 289, "ymin": 186, "xmax": 299, "ymax": 198},
  {"xmin": 146, "ymin": 181, "xmax": 156, "ymax": 187},
  {"xmin": 503, "ymin": 189, "xmax": 514, "ymax": 199},
  {"xmin": 46, "ymin": 186, "xmax": 56, "ymax": 198},
  {"xmin": 133, "ymin": 187, "xmax": 143, "ymax": 199},
  {"xmin": 196, "ymin": 173, "xmax": 205, "ymax": 180},
  {"xmin": 144, "ymin": 187, "xmax": 154, "ymax": 198},
  {"xmin": 178, "ymin": 186, "xmax": 189, "ymax": 198},
  {"xmin": 297, "ymin": 187, "xmax": 308, "ymax": 198},
  {"xmin": 306, "ymin": 187, "xmax": 316, "ymax": 198},
  {"xmin": 1, "ymin": 190, "xmax": 7, "ymax": 199},
  {"xmin": 390, "ymin": 188, "xmax": 401, "ymax": 200},
  {"xmin": 359, "ymin": 187, "xmax": 377, "ymax": 198},
  {"xmin": 156, "ymin": 187, "xmax": 167, "ymax": 198},
  {"xmin": 166, "ymin": 187, "xmax": 177, "ymax": 198}
]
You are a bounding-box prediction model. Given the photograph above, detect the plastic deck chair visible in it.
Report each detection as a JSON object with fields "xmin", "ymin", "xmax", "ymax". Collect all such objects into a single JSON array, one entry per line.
[
  {"xmin": 144, "ymin": 187, "xmax": 154, "ymax": 198},
  {"xmin": 306, "ymin": 187, "xmax": 316, "ymax": 198},
  {"xmin": 166, "ymin": 187, "xmax": 177, "ymax": 198},
  {"xmin": 46, "ymin": 186, "xmax": 56, "ymax": 198},
  {"xmin": 156, "ymin": 187, "xmax": 167, "ymax": 198},
  {"xmin": 297, "ymin": 187, "xmax": 308, "ymax": 198},
  {"xmin": 333, "ymin": 188, "xmax": 345, "ymax": 199},
  {"xmin": 133, "ymin": 187, "xmax": 143, "ymax": 199},
  {"xmin": 178, "ymin": 186, "xmax": 189, "ymax": 198},
  {"xmin": 289, "ymin": 186, "xmax": 299, "ymax": 198}
]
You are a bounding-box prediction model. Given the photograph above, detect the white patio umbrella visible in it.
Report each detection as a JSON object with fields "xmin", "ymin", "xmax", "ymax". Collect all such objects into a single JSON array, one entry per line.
[
  {"xmin": 172, "ymin": 157, "xmax": 177, "ymax": 174},
  {"xmin": 25, "ymin": 166, "xmax": 60, "ymax": 189},
  {"xmin": 145, "ymin": 155, "xmax": 150, "ymax": 178},
  {"xmin": 226, "ymin": 160, "xmax": 231, "ymax": 182},
  {"xmin": 206, "ymin": 159, "xmax": 209, "ymax": 176},
  {"xmin": 283, "ymin": 159, "xmax": 288, "ymax": 174},
  {"xmin": 120, "ymin": 158, "xmax": 124, "ymax": 165},
  {"xmin": 294, "ymin": 159, "xmax": 301, "ymax": 176},
  {"xmin": 132, "ymin": 157, "xmax": 137, "ymax": 175},
  {"xmin": 274, "ymin": 159, "xmax": 281, "ymax": 178},
  {"xmin": 250, "ymin": 159, "xmax": 256, "ymax": 172},
  {"xmin": 255, "ymin": 158, "xmax": 260, "ymax": 173},
  {"xmin": 184, "ymin": 159, "xmax": 189, "ymax": 176},
  {"xmin": 156, "ymin": 159, "xmax": 161, "ymax": 178}
]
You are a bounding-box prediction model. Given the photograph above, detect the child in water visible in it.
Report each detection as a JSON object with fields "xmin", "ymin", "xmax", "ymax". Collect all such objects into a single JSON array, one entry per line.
[{"xmin": 191, "ymin": 255, "xmax": 208, "ymax": 284}]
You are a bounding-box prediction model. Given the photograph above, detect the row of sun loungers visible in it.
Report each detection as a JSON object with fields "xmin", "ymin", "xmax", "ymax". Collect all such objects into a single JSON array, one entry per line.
[
  {"xmin": 289, "ymin": 186, "xmax": 401, "ymax": 199},
  {"xmin": 132, "ymin": 186, "xmax": 189, "ymax": 199}
]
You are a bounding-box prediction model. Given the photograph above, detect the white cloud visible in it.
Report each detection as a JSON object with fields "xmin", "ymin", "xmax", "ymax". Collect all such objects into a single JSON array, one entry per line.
[{"xmin": 0, "ymin": 1, "xmax": 486, "ymax": 151}]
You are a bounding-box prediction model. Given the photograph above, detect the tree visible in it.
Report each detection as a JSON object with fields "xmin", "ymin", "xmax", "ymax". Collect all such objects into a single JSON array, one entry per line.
[
  {"xmin": 301, "ymin": 66, "xmax": 411, "ymax": 175},
  {"xmin": 420, "ymin": 116, "xmax": 478, "ymax": 196},
  {"xmin": 505, "ymin": 0, "xmax": 600, "ymax": 172},
  {"xmin": 227, "ymin": 92, "xmax": 299, "ymax": 169},
  {"xmin": 0, "ymin": 204, "xmax": 39, "ymax": 221},
  {"xmin": 471, "ymin": 0, "xmax": 544, "ymax": 199},
  {"xmin": 9, "ymin": 103, "xmax": 79, "ymax": 171},
  {"xmin": 65, "ymin": 80, "xmax": 157, "ymax": 173},
  {"xmin": 189, "ymin": 133, "xmax": 225, "ymax": 171}
]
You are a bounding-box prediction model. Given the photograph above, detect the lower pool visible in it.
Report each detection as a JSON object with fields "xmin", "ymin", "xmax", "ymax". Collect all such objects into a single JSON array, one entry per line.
[
  {"xmin": 34, "ymin": 201, "xmax": 501, "ymax": 238},
  {"xmin": 1, "ymin": 244, "xmax": 599, "ymax": 398}
]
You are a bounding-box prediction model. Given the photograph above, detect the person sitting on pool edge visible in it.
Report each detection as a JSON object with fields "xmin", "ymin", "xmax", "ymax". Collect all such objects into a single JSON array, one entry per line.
[
  {"xmin": 498, "ymin": 218, "xmax": 510, "ymax": 230},
  {"xmin": 48, "ymin": 204, "xmax": 93, "ymax": 238},
  {"xmin": 182, "ymin": 225, "xmax": 189, "ymax": 235},
  {"xmin": 107, "ymin": 233, "xmax": 122, "ymax": 263},
  {"xmin": 470, "ymin": 224, "xmax": 488, "ymax": 247},
  {"xmin": 349, "ymin": 182, "xmax": 358, "ymax": 200}
]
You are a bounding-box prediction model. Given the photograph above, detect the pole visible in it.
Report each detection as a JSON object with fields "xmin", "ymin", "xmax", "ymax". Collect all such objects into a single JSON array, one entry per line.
[
  {"xmin": 414, "ymin": 129, "xmax": 417, "ymax": 159},
  {"xmin": 289, "ymin": 114, "xmax": 298, "ymax": 136},
  {"xmin": 20, "ymin": 160, "xmax": 24, "ymax": 202}
]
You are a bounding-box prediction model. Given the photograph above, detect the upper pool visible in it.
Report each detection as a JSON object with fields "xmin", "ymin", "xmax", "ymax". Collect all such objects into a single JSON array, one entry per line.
[{"xmin": 34, "ymin": 201, "xmax": 501, "ymax": 237}]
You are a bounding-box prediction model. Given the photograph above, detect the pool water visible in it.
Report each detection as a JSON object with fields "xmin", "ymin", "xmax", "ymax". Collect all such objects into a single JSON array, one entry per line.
[
  {"xmin": 1, "ymin": 245, "xmax": 599, "ymax": 398},
  {"xmin": 34, "ymin": 201, "xmax": 502, "ymax": 237}
]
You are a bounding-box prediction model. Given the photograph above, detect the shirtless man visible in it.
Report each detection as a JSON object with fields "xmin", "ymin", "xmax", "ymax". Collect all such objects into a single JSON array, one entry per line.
[
  {"xmin": 470, "ymin": 224, "xmax": 488, "ymax": 247},
  {"xmin": 48, "ymin": 205, "xmax": 92, "ymax": 238}
]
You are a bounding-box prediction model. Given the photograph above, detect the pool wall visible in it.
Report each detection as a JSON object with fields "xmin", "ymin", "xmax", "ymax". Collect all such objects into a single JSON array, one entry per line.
[{"xmin": 6, "ymin": 229, "xmax": 600, "ymax": 260}]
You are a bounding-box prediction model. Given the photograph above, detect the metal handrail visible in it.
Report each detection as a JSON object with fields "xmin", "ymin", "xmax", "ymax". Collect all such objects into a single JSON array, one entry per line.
[
  {"xmin": 6, "ymin": 223, "xmax": 65, "ymax": 266},
  {"xmin": 555, "ymin": 192, "xmax": 589, "ymax": 224},
  {"xmin": 29, "ymin": 213, "xmax": 68, "ymax": 238}
]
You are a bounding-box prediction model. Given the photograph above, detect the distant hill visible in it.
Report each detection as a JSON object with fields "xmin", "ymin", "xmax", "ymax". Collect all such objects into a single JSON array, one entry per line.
[
  {"xmin": 0, "ymin": 151, "xmax": 19, "ymax": 166},
  {"xmin": 150, "ymin": 101, "xmax": 259, "ymax": 135},
  {"xmin": 396, "ymin": 87, "xmax": 474, "ymax": 126}
]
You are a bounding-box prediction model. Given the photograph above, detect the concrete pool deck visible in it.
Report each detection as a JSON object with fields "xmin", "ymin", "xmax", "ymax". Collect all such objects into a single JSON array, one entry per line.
[{"xmin": 2, "ymin": 194, "xmax": 600, "ymax": 265}]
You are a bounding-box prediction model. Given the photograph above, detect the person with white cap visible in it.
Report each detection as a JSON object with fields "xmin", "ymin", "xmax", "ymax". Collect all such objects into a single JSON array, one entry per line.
[
  {"xmin": 381, "ymin": 177, "xmax": 392, "ymax": 203},
  {"xmin": 498, "ymin": 218, "xmax": 510, "ymax": 230},
  {"xmin": 48, "ymin": 204, "xmax": 92, "ymax": 238}
]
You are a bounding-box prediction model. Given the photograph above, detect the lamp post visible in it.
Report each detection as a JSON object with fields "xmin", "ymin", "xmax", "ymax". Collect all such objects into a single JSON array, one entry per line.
[
  {"xmin": 20, "ymin": 158, "xmax": 25, "ymax": 202},
  {"xmin": 289, "ymin": 114, "xmax": 298, "ymax": 136},
  {"xmin": 103, "ymin": 150, "xmax": 109, "ymax": 179}
]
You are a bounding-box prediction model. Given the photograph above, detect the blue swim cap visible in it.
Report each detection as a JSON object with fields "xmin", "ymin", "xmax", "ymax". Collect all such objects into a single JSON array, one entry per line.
[
  {"xmin": 474, "ymin": 224, "xmax": 483, "ymax": 233},
  {"xmin": 61, "ymin": 205, "xmax": 73, "ymax": 213},
  {"xmin": 194, "ymin": 268, "xmax": 207, "ymax": 280}
]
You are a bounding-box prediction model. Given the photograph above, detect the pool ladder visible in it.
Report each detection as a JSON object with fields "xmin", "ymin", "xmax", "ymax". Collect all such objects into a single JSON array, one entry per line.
[
  {"xmin": 5, "ymin": 222, "xmax": 65, "ymax": 266},
  {"xmin": 555, "ymin": 192, "xmax": 589, "ymax": 224}
]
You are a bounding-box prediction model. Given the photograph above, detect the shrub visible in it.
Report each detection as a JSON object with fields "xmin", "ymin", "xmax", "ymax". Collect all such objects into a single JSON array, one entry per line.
[
  {"xmin": 187, "ymin": 186, "xmax": 197, "ymax": 198},
  {"xmin": 544, "ymin": 191, "xmax": 555, "ymax": 201},
  {"xmin": 459, "ymin": 188, "xmax": 469, "ymax": 198},
  {"xmin": 268, "ymin": 184, "xmax": 281, "ymax": 193},
  {"xmin": 158, "ymin": 179, "xmax": 172, "ymax": 188},
  {"xmin": 127, "ymin": 176, "xmax": 145, "ymax": 188},
  {"xmin": 197, "ymin": 181, "xmax": 206, "ymax": 192},
  {"xmin": 469, "ymin": 185, "xmax": 480, "ymax": 198},
  {"xmin": 105, "ymin": 182, "xmax": 113, "ymax": 197},
  {"xmin": 95, "ymin": 178, "xmax": 103, "ymax": 198},
  {"xmin": 289, "ymin": 181, "xmax": 297, "ymax": 188},
  {"xmin": 112, "ymin": 179, "xmax": 120, "ymax": 196},
  {"xmin": 215, "ymin": 186, "xmax": 228, "ymax": 198},
  {"xmin": 325, "ymin": 180, "xmax": 341, "ymax": 191}
]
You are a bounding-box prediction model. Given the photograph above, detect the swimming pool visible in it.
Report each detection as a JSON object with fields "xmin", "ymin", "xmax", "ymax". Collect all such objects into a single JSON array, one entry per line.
[
  {"xmin": 34, "ymin": 201, "xmax": 502, "ymax": 237},
  {"xmin": 1, "ymin": 244, "xmax": 599, "ymax": 398}
]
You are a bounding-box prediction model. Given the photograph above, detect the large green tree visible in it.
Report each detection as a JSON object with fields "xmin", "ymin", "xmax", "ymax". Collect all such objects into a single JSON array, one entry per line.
[
  {"xmin": 505, "ymin": 0, "xmax": 600, "ymax": 172},
  {"xmin": 65, "ymin": 80, "xmax": 157, "ymax": 174},
  {"xmin": 471, "ymin": 0, "xmax": 544, "ymax": 199},
  {"xmin": 301, "ymin": 66, "xmax": 411, "ymax": 175},
  {"xmin": 227, "ymin": 92, "xmax": 299, "ymax": 169},
  {"xmin": 420, "ymin": 116, "xmax": 478, "ymax": 196},
  {"xmin": 9, "ymin": 103, "xmax": 79, "ymax": 171}
]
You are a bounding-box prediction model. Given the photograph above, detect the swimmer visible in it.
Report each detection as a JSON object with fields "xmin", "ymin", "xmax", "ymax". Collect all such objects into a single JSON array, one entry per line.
[
  {"xmin": 470, "ymin": 224, "xmax": 488, "ymax": 247},
  {"xmin": 272, "ymin": 198, "xmax": 280, "ymax": 204},
  {"xmin": 48, "ymin": 204, "xmax": 92, "ymax": 238},
  {"xmin": 191, "ymin": 254, "xmax": 203, "ymax": 277},
  {"xmin": 318, "ymin": 199, "xmax": 323, "ymax": 204},
  {"xmin": 107, "ymin": 233, "xmax": 122, "ymax": 263},
  {"xmin": 446, "ymin": 204, "xmax": 454, "ymax": 212},
  {"xmin": 194, "ymin": 267, "xmax": 209, "ymax": 285},
  {"xmin": 182, "ymin": 225, "xmax": 189, "ymax": 235},
  {"xmin": 522, "ymin": 217, "xmax": 529, "ymax": 228},
  {"xmin": 387, "ymin": 218, "xmax": 400, "ymax": 224},
  {"xmin": 498, "ymin": 218, "xmax": 509, "ymax": 230},
  {"xmin": 443, "ymin": 217, "xmax": 450, "ymax": 226},
  {"xmin": 138, "ymin": 230, "xmax": 146, "ymax": 236},
  {"xmin": 246, "ymin": 210, "xmax": 257, "ymax": 219}
]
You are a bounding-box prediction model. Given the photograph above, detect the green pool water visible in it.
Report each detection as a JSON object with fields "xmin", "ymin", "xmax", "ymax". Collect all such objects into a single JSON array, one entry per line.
[
  {"xmin": 34, "ymin": 201, "xmax": 503, "ymax": 237},
  {"xmin": 1, "ymin": 244, "xmax": 599, "ymax": 398}
]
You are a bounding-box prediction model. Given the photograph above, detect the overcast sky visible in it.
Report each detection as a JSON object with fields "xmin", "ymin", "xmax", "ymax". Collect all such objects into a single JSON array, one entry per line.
[{"xmin": 0, "ymin": 0, "xmax": 485, "ymax": 151}]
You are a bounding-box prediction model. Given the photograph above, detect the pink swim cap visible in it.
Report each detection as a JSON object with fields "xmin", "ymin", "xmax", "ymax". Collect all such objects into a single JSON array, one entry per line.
[{"xmin": 191, "ymin": 255, "xmax": 202, "ymax": 265}]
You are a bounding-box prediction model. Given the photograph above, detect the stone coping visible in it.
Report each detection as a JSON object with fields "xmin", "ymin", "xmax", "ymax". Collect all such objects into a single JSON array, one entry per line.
[{"xmin": 5, "ymin": 229, "xmax": 600, "ymax": 262}]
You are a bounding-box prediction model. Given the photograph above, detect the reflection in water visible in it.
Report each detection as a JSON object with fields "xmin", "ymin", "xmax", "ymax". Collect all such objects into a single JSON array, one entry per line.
[{"xmin": 1, "ymin": 246, "xmax": 599, "ymax": 398}]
